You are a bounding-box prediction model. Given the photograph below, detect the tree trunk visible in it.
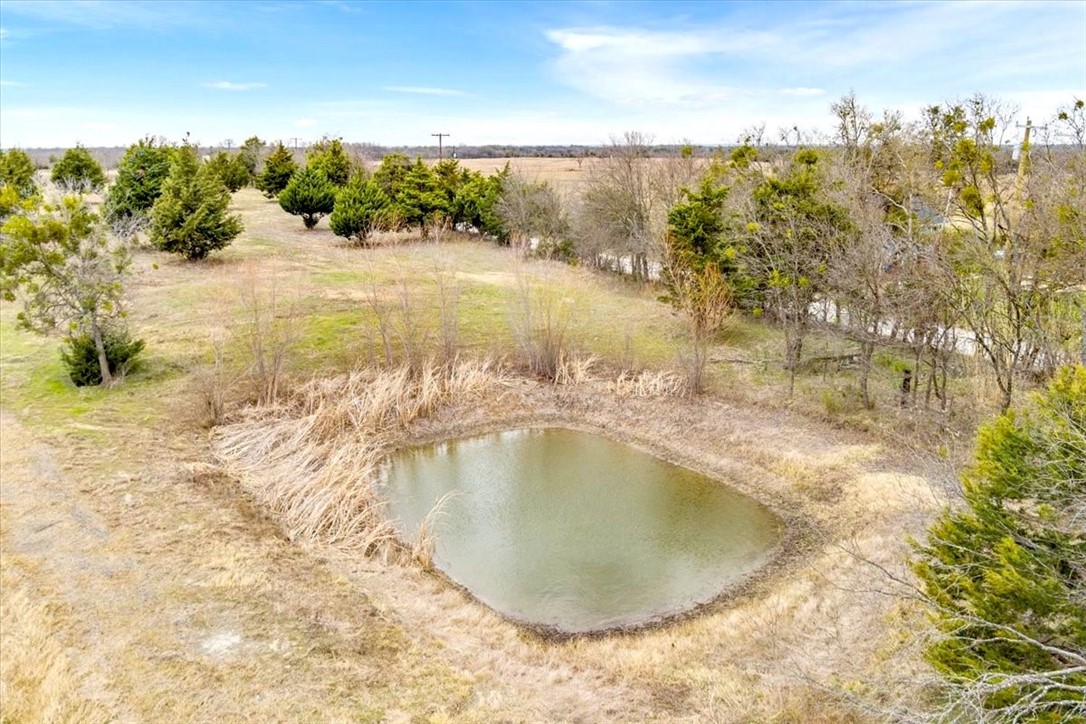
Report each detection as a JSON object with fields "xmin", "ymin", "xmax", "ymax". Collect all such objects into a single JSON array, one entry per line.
[
  {"xmin": 785, "ymin": 333, "xmax": 802, "ymax": 398},
  {"xmin": 91, "ymin": 324, "xmax": 114, "ymax": 387},
  {"xmin": 998, "ymin": 375, "xmax": 1014, "ymax": 412},
  {"xmin": 859, "ymin": 339, "xmax": 875, "ymax": 409},
  {"xmin": 1081, "ymin": 305, "xmax": 1086, "ymax": 366}
]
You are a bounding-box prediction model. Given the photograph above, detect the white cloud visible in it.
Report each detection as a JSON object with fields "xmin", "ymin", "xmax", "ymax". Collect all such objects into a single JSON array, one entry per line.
[
  {"xmin": 544, "ymin": 27, "xmax": 770, "ymax": 107},
  {"xmin": 1, "ymin": 0, "xmax": 218, "ymax": 30},
  {"xmin": 779, "ymin": 88, "xmax": 825, "ymax": 98},
  {"xmin": 542, "ymin": 3, "xmax": 1083, "ymax": 114},
  {"xmin": 384, "ymin": 86, "xmax": 467, "ymax": 97},
  {"xmin": 203, "ymin": 81, "xmax": 267, "ymax": 91},
  {"xmin": 294, "ymin": 118, "xmax": 317, "ymax": 128},
  {"xmin": 0, "ymin": 79, "xmax": 28, "ymax": 87}
]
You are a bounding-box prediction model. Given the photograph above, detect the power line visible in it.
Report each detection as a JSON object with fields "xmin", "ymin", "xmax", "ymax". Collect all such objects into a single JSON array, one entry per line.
[{"xmin": 431, "ymin": 133, "xmax": 450, "ymax": 160}]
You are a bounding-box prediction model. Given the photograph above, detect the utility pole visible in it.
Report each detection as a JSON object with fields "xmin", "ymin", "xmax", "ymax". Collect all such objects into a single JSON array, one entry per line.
[
  {"xmin": 1014, "ymin": 118, "xmax": 1049, "ymax": 179},
  {"xmin": 290, "ymin": 137, "xmax": 302, "ymax": 151},
  {"xmin": 431, "ymin": 133, "xmax": 450, "ymax": 160}
]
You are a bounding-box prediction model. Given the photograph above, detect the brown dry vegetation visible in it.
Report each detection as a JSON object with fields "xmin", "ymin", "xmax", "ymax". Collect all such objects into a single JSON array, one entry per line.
[{"xmin": 1, "ymin": 187, "xmax": 956, "ymax": 721}]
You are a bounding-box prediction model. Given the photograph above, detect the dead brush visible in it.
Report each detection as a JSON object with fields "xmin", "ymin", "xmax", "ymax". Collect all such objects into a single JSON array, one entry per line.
[
  {"xmin": 554, "ymin": 352, "xmax": 597, "ymax": 385},
  {"xmin": 608, "ymin": 369, "xmax": 687, "ymax": 398},
  {"xmin": 408, "ymin": 491, "xmax": 459, "ymax": 570},
  {"xmin": 212, "ymin": 358, "xmax": 510, "ymax": 554}
]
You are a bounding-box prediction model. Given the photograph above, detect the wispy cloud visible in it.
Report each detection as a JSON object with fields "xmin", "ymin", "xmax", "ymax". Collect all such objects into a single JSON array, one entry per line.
[
  {"xmin": 294, "ymin": 118, "xmax": 317, "ymax": 128},
  {"xmin": 383, "ymin": 86, "xmax": 467, "ymax": 97},
  {"xmin": 0, "ymin": 79, "xmax": 29, "ymax": 87},
  {"xmin": 544, "ymin": 26, "xmax": 770, "ymax": 107},
  {"xmin": 203, "ymin": 81, "xmax": 267, "ymax": 91},
  {"xmin": 779, "ymin": 88, "xmax": 825, "ymax": 98},
  {"xmin": 1, "ymin": 0, "xmax": 216, "ymax": 30},
  {"xmin": 543, "ymin": 3, "xmax": 1083, "ymax": 112}
]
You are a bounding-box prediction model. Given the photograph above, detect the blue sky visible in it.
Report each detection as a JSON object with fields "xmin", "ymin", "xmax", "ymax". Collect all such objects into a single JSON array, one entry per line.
[{"xmin": 1, "ymin": 0, "xmax": 1083, "ymax": 148}]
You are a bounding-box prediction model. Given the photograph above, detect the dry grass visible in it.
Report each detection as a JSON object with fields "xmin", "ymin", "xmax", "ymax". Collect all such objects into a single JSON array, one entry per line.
[
  {"xmin": 554, "ymin": 353, "xmax": 597, "ymax": 386},
  {"xmin": 608, "ymin": 368, "xmax": 688, "ymax": 398},
  {"xmin": 0, "ymin": 564, "xmax": 112, "ymax": 724},
  {"xmin": 212, "ymin": 358, "xmax": 510, "ymax": 553}
]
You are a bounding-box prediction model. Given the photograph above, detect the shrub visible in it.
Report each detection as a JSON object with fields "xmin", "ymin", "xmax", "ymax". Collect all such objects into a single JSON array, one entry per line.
[
  {"xmin": 50, "ymin": 146, "xmax": 106, "ymax": 193},
  {"xmin": 104, "ymin": 138, "xmax": 174, "ymax": 224},
  {"xmin": 397, "ymin": 158, "xmax": 445, "ymax": 237},
  {"xmin": 205, "ymin": 152, "xmax": 250, "ymax": 193},
  {"xmin": 306, "ymin": 137, "xmax": 352, "ymax": 187},
  {"xmin": 2, "ymin": 196, "xmax": 137, "ymax": 386},
  {"xmin": 278, "ymin": 167, "xmax": 336, "ymax": 229},
  {"xmin": 256, "ymin": 142, "xmax": 297, "ymax": 198},
  {"xmin": 61, "ymin": 328, "xmax": 145, "ymax": 386},
  {"xmin": 0, "ymin": 149, "xmax": 38, "ymax": 200},
  {"xmin": 237, "ymin": 136, "xmax": 265, "ymax": 184},
  {"xmin": 910, "ymin": 365, "xmax": 1086, "ymax": 720},
  {"xmin": 149, "ymin": 146, "xmax": 243, "ymax": 260},
  {"xmin": 452, "ymin": 165, "xmax": 507, "ymax": 239},
  {"xmin": 373, "ymin": 152, "xmax": 412, "ymax": 201},
  {"xmin": 330, "ymin": 176, "xmax": 390, "ymax": 243}
]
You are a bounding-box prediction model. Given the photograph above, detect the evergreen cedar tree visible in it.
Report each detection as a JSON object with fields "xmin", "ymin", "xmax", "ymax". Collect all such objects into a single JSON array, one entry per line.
[
  {"xmin": 911, "ymin": 365, "xmax": 1086, "ymax": 720},
  {"xmin": 257, "ymin": 143, "xmax": 297, "ymax": 198},
  {"xmin": 237, "ymin": 136, "xmax": 265, "ymax": 184},
  {"xmin": 50, "ymin": 146, "xmax": 107, "ymax": 193},
  {"xmin": 329, "ymin": 175, "xmax": 390, "ymax": 243},
  {"xmin": 104, "ymin": 138, "xmax": 174, "ymax": 223},
  {"xmin": 306, "ymin": 138, "xmax": 352, "ymax": 187},
  {"xmin": 149, "ymin": 146, "xmax": 243, "ymax": 260},
  {"xmin": 0, "ymin": 149, "xmax": 39, "ymax": 204},
  {"xmin": 278, "ymin": 166, "xmax": 336, "ymax": 229},
  {"xmin": 206, "ymin": 151, "xmax": 251, "ymax": 193},
  {"xmin": 397, "ymin": 158, "xmax": 445, "ymax": 237}
]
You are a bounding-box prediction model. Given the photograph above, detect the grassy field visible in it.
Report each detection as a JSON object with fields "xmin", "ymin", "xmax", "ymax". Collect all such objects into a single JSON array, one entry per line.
[{"xmin": 0, "ymin": 188, "xmax": 967, "ymax": 721}]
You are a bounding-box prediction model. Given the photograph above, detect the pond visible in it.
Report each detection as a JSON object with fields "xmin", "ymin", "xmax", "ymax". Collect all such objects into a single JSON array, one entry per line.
[{"xmin": 381, "ymin": 427, "xmax": 783, "ymax": 634}]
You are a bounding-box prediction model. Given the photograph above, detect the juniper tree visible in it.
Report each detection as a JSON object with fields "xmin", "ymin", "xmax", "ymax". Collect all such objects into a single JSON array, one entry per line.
[
  {"xmin": 452, "ymin": 165, "xmax": 508, "ymax": 240},
  {"xmin": 50, "ymin": 145, "xmax": 107, "ymax": 194},
  {"xmin": 0, "ymin": 148, "xmax": 39, "ymax": 201},
  {"xmin": 104, "ymin": 137, "xmax": 174, "ymax": 227},
  {"xmin": 911, "ymin": 365, "xmax": 1086, "ymax": 721},
  {"xmin": 329, "ymin": 175, "xmax": 390, "ymax": 243},
  {"xmin": 205, "ymin": 151, "xmax": 250, "ymax": 193},
  {"xmin": 149, "ymin": 145, "xmax": 243, "ymax": 260},
  {"xmin": 373, "ymin": 152, "xmax": 413, "ymax": 205},
  {"xmin": 398, "ymin": 158, "xmax": 445, "ymax": 238},
  {"xmin": 278, "ymin": 166, "xmax": 336, "ymax": 229},
  {"xmin": 237, "ymin": 135, "xmax": 266, "ymax": 184},
  {"xmin": 306, "ymin": 137, "xmax": 352, "ymax": 187},
  {"xmin": 256, "ymin": 142, "xmax": 297, "ymax": 198}
]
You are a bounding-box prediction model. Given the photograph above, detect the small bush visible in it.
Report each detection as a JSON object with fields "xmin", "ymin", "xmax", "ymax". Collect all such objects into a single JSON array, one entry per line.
[
  {"xmin": 205, "ymin": 152, "xmax": 250, "ymax": 193},
  {"xmin": 256, "ymin": 142, "xmax": 296, "ymax": 198},
  {"xmin": 279, "ymin": 167, "xmax": 336, "ymax": 229},
  {"xmin": 306, "ymin": 137, "xmax": 352, "ymax": 187},
  {"xmin": 61, "ymin": 330, "xmax": 145, "ymax": 386},
  {"xmin": 0, "ymin": 149, "xmax": 39, "ymax": 200},
  {"xmin": 330, "ymin": 176, "xmax": 390, "ymax": 243},
  {"xmin": 104, "ymin": 137, "xmax": 174, "ymax": 224},
  {"xmin": 50, "ymin": 145, "xmax": 106, "ymax": 194}
]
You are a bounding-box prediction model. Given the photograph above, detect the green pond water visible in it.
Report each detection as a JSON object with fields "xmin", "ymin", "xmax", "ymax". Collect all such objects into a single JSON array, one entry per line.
[{"xmin": 382, "ymin": 427, "xmax": 783, "ymax": 633}]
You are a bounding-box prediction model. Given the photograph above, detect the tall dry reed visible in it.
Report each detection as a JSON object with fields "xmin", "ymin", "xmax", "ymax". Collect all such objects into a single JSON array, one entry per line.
[{"xmin": 212, "ymin": 358, "xmax": 509, "ymax": 554}]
